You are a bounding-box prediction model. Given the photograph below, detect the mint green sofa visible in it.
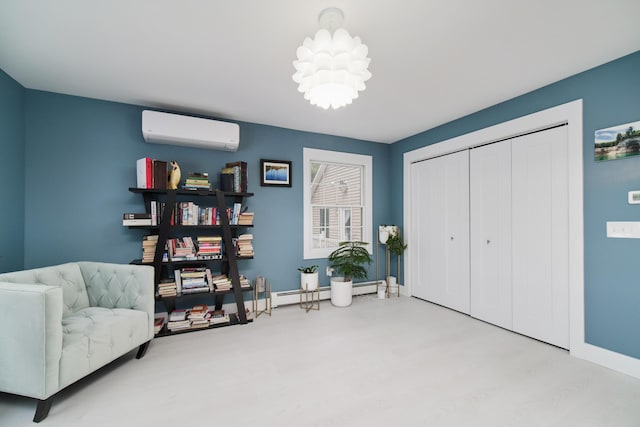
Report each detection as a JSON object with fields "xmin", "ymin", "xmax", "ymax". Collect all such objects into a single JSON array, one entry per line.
[{"xmin": 0, "ymin": 262, "xmax": 155, "ymax": 422}]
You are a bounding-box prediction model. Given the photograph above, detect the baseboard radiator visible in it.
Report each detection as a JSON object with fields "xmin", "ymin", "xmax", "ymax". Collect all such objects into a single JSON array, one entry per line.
[
  {"xmin": 270, "ymin": 280, "xmax": 384, "ymax": 308},
  {"xmin": 219, "ymin": 280, "xmax": 397, "ymax": 314}
]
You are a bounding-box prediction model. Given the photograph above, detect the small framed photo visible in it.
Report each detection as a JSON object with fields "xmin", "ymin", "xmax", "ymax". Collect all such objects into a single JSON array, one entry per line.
[{"xmin": 260, "ymin": 159, "xmax": 292, "ymax": 187}]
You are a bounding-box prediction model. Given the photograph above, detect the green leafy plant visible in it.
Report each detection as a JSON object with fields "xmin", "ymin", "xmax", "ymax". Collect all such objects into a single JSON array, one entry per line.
[
  {"xmin": 328, "ymin": 241, "xmax": 372, "ymax": 282},
  {"xmin": 386, "ymin": 233, "xmax": 407, "ymax": 256},
  {"xmin": 297, "ymin": 265, "xmax": 318, "ymax": 274}
]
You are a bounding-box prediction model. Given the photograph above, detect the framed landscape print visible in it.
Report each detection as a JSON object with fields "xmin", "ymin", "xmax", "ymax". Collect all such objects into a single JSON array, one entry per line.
[
  {"xmin": 260, "ymin": 159, "xmax": 292, "ymax": 187},
  {"xmin": 595, "ymin": 120, "xmax": 640, "ymax": 162}
]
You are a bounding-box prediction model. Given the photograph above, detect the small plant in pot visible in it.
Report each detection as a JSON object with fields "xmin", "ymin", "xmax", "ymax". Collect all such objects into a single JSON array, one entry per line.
[
  {"xmin": 327, "ymin": 241, "xmax": 372, "ymax": 307},
  {"xmin": 298, "ymin": 265, "xmax": 319, "ymax": 290},
  {"xmin": 385, "ymin": 233, "xmax": 407, "ymax": 257},
  {"xmin": 384, "ymin": 233, "xmax": 407, "ymax": 295}
]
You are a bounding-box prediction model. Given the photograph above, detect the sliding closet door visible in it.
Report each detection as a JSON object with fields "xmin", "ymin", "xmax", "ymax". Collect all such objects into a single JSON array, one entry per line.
[
  {"xmin": 470, "ymin": 141, "xmax": 512, "ymax": 329},
  {"xmin": 512, "ymin": 126, "xmax": 569, "ymax": 349},
  {"xmin": 411, "ymin": 150, "xmax": 470, "ymax": 314}
]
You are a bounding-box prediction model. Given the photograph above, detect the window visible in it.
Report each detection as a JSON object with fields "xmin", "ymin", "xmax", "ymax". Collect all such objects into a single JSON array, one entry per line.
[{"xmin": 303, "ymin": 148, "xmax": 372, "ymax": 259}]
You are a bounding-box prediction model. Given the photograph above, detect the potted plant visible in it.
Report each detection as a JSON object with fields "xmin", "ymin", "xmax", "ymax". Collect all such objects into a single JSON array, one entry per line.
[
  {"xmin": 327, "ymin": 241, "xmax": 372, "ymax": 307},
  {"xmin": 384, "ymin": 233, "xmax": 407, "ymax": 295},
  {"xmin": 298, "ymin": 265, "xmax": 319, "ymax": 290},
  {"xmin": 378, "ymin": 224, "xmax": 398, "ymax": 244}
]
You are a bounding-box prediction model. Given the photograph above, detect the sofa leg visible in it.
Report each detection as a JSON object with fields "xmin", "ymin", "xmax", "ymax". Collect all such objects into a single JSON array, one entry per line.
[
  {"xmin": 136, "ymin": 341, "xmax": 150, "ymax": 359},
  {"xmin": 33, "ymin": 397, "xmax": 53, "ymax": 423}
]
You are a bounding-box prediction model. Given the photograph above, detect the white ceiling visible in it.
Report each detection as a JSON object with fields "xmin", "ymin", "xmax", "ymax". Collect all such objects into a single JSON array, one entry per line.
[{"xmin": 1, "ymin": 1, "xmax": 639, "ymax": 144}]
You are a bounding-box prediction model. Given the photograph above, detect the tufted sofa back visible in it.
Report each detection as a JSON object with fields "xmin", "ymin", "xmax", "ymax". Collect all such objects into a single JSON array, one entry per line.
[{"xmin": 0, "ymin": 263, "xmax": 90, "ymax": 316}]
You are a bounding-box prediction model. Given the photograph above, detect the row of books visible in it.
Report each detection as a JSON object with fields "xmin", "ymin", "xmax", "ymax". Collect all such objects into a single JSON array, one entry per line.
[
  {"xmin": 137, "ymin": 157, "xmax": 168, "ymax": 189},
  {"xmin": 158, "ymin": 305, "xmax": 233, "ymax": 333},
  {"xmin": 168, "ymin": 268, "xmax": 252, "ymax": 296},
  {"xmin": 220, "ymin": 161, "xmax": 248, "ymax": 193},
  {"xmin": 137, "ymin": 158, "xmax": 250, "ymax": 193},
  {"xmin": 141, "ymin": 234, "xmax": 253, "ymax": 262}
]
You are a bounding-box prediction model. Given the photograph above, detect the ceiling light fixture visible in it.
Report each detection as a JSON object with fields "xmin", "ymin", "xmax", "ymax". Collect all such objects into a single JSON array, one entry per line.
[{"xmin": 292, "ymin": 7, "xmax": 372, "ymax": 110}]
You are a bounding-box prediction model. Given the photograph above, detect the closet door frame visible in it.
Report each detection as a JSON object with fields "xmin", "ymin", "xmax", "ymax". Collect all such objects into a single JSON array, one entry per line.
[{"xmin": 403, "ymin": 100, "xmax": 585, "ymax": 354}]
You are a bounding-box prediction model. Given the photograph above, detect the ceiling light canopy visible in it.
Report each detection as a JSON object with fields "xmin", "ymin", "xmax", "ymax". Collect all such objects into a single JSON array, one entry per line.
[{"xmin": 292, "ymin": 7, "xmax": 372, "ymax": 110}]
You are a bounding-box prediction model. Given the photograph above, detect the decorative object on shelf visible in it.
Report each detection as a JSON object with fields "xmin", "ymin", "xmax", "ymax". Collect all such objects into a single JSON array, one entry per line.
[
  {"xmin": 260, "ymin": 159, "xmax": 292, "ymax": 187},
  {"xmin": 298, "ymin": 265, "xmax": 319, "ymax": 291},
  {"xmin": 328, "ymin": 241, "xmax": 372, "ymax": 307},
  {"xmin": 292, "ymin": 7, "xmax": 372, "ymax": 110},
  {"xmin": 376, "ymin": 225, "xmax": 406, "ymax": 298},
  {"xmin": 168, "ymin": 160, "xmax": 181, "ymax": 190}
]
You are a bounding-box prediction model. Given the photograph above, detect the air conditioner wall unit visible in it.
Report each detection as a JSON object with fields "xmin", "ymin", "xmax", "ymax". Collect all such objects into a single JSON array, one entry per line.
[{"xmin": 142, "ymin": 110, "xmax": 239, "ymax": 152}]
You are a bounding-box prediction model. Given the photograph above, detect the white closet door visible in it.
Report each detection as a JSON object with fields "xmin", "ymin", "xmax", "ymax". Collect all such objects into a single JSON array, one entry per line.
[
  {"xmin": 470, "ymin": 141, "xmax": 512, "ymax": 329},
  {"xmin": 411, "ymin": 150, "xmax": 470, "ymax": 314},
  {"xmin": 512, "ymin": 126, "xmax": 569, "ymax": 349}
]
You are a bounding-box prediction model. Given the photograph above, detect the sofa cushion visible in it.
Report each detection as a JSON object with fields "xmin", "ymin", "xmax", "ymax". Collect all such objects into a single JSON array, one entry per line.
[
  {"xmin": 59, "ymin": 307, "xmax": 150, "ymax": 389},
  {"xmin": 0, "ymin": 263, "xmax": 90, "ymax": 316}
]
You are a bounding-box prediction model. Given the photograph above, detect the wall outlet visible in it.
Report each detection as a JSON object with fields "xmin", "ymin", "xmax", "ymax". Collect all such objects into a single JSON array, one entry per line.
[{"xmin": 326, "ymin": 266, "xmax": 334, "ymax": 276}]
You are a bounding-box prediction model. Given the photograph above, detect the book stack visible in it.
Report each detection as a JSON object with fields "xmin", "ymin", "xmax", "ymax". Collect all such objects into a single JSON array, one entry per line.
[
  {"xmin": 167, "ymin": 237, "xmax": 197, "ymax": 261},
  {"xmin": 187, "ymin": 304, "xmax": 211, "ymax": 329},
  {"xmin": 141, "ymin": 235, "xmax": 158, "ymax": 263},
  {"xmin": 154, "ymin": 314, "xmax": 167, "ymax": 335},
  {"xmin": 238, "ymin": 212, "xmax": 254, "ymax": 226},
  {"xmin": 157, "ymin": 279, "xmax": 177, "ymax": 298},
  {"xmin": 225, "ymin": 161, "xmax": 248, "ymax": 192},
  {"xmin": 239, "ymin": 275, "xmax": 251, "ymax": 289},
  {"xmin": 177, "ymin": 267, "xmax": 211, "ymax": 295},
  {"xmin": 123, "ymin": 213, "xmax": 152, "ymax": 226},
  {"xmin": 182, "ymin": 172, "xmax": 211, "ymax": 191},
  {"xmin": 167, "ymin": 310, "xmax": 191, "ymax": 332},
  {"xmin": 210, "ymin": 309, "xmax": 230, "ymax": 325},
  {"xmin": 196, "ymin": 236, "xmax": 223, "ymax": 259},
  {"xmin": 237, "ymin": 234, "xmax": 254, "ymax": 257},
  {"xmin": 211, "ymin": 274, "xmax": 232, "ymax": 291}
]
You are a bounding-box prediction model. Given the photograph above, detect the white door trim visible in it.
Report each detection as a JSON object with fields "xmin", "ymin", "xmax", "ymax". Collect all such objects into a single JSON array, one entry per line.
[{"xmin": 403, "ymin": 99, "xmax": 640, "ymax": 379}]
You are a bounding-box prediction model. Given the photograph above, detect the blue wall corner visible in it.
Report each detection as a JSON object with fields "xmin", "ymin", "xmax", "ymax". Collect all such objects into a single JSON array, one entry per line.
[
  {"xmin": 391, "ymin": 50, "xmax": 640, "ymax": 360},
  {"xmin": 0, "ymin": 69, "xmax": 25, "ymax": 272}
]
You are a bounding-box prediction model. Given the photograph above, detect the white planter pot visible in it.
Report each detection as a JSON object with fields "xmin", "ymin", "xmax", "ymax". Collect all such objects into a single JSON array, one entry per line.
[
  {"xmin": 330, "ymin": 277, "xmax": 353, "ymax": 307},
  {"xmin": 378, "ymin": 225, "xmax": 399, "ymax": 244},
  {"xmin": 387, "ymin": 275, "xmax": 399, "ymax": 296},
  {"xmin": 300, "ymin": 272, "xmax": 319, "ymax": 291}
]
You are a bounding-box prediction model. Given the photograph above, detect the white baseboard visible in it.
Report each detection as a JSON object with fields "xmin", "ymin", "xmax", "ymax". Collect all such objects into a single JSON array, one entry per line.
[
  {"xmin": 271, "ymin": 280, "xmax": 384, "ymax": 307},
  {"xmin": 571, "ymin": 341, "xmax": 640, "ymax": 380}
]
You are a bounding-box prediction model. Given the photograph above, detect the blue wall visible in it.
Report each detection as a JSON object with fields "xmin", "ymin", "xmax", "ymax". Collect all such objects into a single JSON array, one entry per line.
[
  {"xmin": 3, "ymin": 49, "xmax": 639, "ymax": 361},
  {"xmin": 22, "ymin": 90, "xmax": 391, "ymax": 297},
  {"xmin": 0, "ymin": 69, "xmax": 25, "ymax": 272},
  {"xmin": 390, "ymin": 50, "xmax": 640, "ymax": 360}
]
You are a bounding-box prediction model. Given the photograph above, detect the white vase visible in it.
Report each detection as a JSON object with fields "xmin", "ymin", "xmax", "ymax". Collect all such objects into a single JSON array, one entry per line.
[
  {"xmin": 379, "ymin": 225, "xmax": 399, "ymax": 244},
  {"xmin": 300, "ymin": 272, "xmax": 319, "ymax": 291},
  {"xmin": 386, "ymin": 275, "xmax": 398, "ymax": 296},
  {"xmin": 330, "ymin": 277, "xmax": 353, "ymax": 307}
]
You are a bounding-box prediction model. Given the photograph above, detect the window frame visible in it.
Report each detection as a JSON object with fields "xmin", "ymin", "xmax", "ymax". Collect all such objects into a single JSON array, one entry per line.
[{"xmin": 303, "ymin": 148, "xmax": 373, "ymax": 259}]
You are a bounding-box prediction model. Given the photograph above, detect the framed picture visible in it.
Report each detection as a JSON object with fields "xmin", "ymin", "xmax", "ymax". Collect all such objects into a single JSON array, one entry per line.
[
  {"xmin": 260, "ymin": 159, "xmax": 292, "ymax": 187},
  {"xmin": 595, "ymin": 120, "xmax": 640, "ymax": 162}
]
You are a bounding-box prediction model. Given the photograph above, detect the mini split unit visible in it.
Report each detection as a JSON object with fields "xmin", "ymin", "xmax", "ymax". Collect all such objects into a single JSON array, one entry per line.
[{"xmin": 141, "ymin": 110, "xmax": 240, "ymax": 152}]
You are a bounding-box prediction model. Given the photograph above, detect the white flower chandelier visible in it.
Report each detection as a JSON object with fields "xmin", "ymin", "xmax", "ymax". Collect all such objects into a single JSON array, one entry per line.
[{"xmin": 292, "ymin": 7, "xmax": 372, "ymax": 110}]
